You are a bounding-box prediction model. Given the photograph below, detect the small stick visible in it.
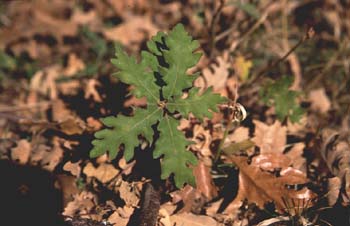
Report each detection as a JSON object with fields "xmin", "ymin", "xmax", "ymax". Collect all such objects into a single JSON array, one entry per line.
[
  {"xmin": 208, "ymin": 0, "xmax": 225, "ymax": 59},
  {"xmin": 249, "ymin": 27, "xmax": 315, "ymax": 84},
  {"xmin": 0, "ymin": 101, "xmax": 51, "ymax": 113}
]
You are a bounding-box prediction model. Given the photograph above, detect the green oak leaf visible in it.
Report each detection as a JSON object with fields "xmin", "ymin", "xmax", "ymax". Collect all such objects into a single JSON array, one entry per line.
[
  {"xmin": 90, "ymin": 106, "xmax": 162, "ymax": 161},
  {"xmin": 260, "ymin": 75, "xmax": 304, "ymax": 123},
  {"xmin": 111, "ymin": 44, "xmax": 160, "ymax": 103},
  {"xmin": 161, "ymin": 24, "xmax": 202, "ymax": 99},
  {"xmin": 91, "ymin": 23, "xmax": 227, "ymax": 188},
  {"xmin": 167, "ymin": 87, "xmax": 227, "ymax": 120},
  {"xmin": 154, "ymin": 116, "xmax": 197, "ymax": 187}
]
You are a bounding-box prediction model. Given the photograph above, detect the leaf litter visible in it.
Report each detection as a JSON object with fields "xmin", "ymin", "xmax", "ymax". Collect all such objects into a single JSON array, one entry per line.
[{"xmin": 0, "ymin": 1, "xmax": 350, "ymax": 226}]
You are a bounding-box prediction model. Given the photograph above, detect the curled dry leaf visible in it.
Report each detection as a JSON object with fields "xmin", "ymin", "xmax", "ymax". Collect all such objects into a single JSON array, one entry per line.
[
  {"xmin": 252, "ymin": 120, "xmax": 287, "ymax": 154},
  {"xmin": 327, "ymin": 177, "xmax": 342, "ymax": 206},
  {"xmin": 308, "ymin": 88, "xmax": 331, "ymax": 114},
  {"xmin": 83, "ymin": 162, "xmax": 119, "ymax": 184},
  {"xmin": 226, "ymin": 154, "xmax": 315, "ymax": 213},
  {"xmin": 321, "ymin": 129, "xmax": 350, "ymax": 205},
  {"xmin": 193, "ymin": 160, "xmax": 218, "ymax": 200},
  {"xmin": 191, "ymin": 125, "xmax": 212, "ymax": 156},
  {"xmin": 11, "ymin": 139, "xmax": 31, "ymax": 165}
]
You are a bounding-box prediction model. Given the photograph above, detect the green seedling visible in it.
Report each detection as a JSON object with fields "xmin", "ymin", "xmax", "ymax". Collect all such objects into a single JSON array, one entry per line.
[{"xmin": 90, "ymin": 24, "xmax": 227, "ymax": 188}]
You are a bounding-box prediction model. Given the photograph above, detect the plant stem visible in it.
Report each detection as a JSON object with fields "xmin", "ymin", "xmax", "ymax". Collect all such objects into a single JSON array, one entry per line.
[{"xmin": 214, "ymin": 119, "xmax": 238, "ymax": 163}]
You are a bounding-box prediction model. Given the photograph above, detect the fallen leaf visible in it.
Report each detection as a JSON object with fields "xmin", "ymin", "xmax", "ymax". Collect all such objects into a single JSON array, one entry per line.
[
  {"xmin": 63, "ymin": 161, "xmax": 82, "ymax": 177},
  {"xmin": 71, "ymin": 8, "xmax": 101, "ymax": 29},
  {"xmin": 195, "ymin": 55, "xmax": 229, "ymax": 95},
  {"xmin": 285, "ymin": 143, "xmax": 306, "ymax": 173},
  {"xmin": 84, "ymin": 79, "xmax": 102, "ymax": 102},
  {"xmin": 11, "ymin": 139, "xmax": 31, "ymax": 165},
  {"xmin": 102, "ymin": 15, "xmax": 158, "ymax": 50},
  {"xmin": 118, "ymin": 158, "xmax": 135, "ymax": 175},
  {"xmin": 191, "ymin": 125, "xmax": 212, "ymax": 156},
  {"xmin": 308, "ymin": 88, "xmax": 331, "ymax": 114},
  {"xmin": 86, "ymin": 117, "xmax": 103, "ymax": 131},
  {"xmin": 51, "ymin": 99, "xmax": 86, "ymax": 135},
  {"xmin": 63, "ymin": 53, "xmax": 85, "ymax": 77},
  {"xmin": 62, "ymin": 191, "xmax": 96, "ymax": 217},
  {"xmin": 252, "ymin": 120, "xmax": 287, "ymax": 154},
  {"xmin": 234, "ymin": 56, "xmax": 252, "ymax": 81},
  {"xmin": 327, "ymin": 177, "xmax": 341, "ymax": 206},
  {"xmin": 108, "ymin": 206, "xmax": 134, "ymax": 226},
  {"xmin": 225, "ymin": 154, "xmax": 315, "ymax": 213},
  {"xmin": 83, "ymin": 162, "xmax": 119, "ymax": 184},
  {"xmin": 287, "ymin": 116, "xmax": 307, "ymax": 135},
  {"xmin": 30, "ymin": 144, "xmax": 50, "ymax": 165},
  {"xmin": 227, "ymin": 127, "xmax": 249, "ymax": 143},
  {"xmin": 30, "ymin": 65, "xmax": 60, "ymax": 100},
  {"xmin": 41, "ymin": 137, "xmax": 64, "ymax": 171},
  {"xmin": 106, "ymin": 0, "xmax": 150, "ymax": 13},
  {"xmin": 193, "ymin": 160, "xmax": 217, "ymax": 200},
  {"xmin": 58, "ymin": 117, "xmax": 86, "ymax": 135},
  {"xmin": 56, "ymin": 174, "xmax": 80, "ymax": 207},
  {"xmin": 170, "ymin": 212, "xmax": 217, "ymax": 226},
  {"xmin": 159, "ymin": 207, "xmax": 172, "ymax": 226},
  {"xmin": 321, "ymin": 129, "xmax": 350, "ymax": 205},
  {"xmin": 118, "ymin": 181, "xmax": 140, "ymax": 207},
  {"xmin": 171, "ymin": 185, "xmax": 205, "ymax": 214}
]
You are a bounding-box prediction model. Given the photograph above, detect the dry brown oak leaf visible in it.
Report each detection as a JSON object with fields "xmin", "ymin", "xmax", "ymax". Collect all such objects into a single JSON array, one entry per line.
[
  {"xmin": 225, "ymin": 153, "xmax": 315, "ymax": 213},
  {"xmin": 321, "ymin": 129, "xmax": 350, "ymax": 205}
]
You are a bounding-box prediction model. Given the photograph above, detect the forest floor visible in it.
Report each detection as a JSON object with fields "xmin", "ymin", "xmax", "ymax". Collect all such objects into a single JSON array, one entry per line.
[{"xmin": 0, "ymin": 1, "xmax": 350, "ymax": 226}]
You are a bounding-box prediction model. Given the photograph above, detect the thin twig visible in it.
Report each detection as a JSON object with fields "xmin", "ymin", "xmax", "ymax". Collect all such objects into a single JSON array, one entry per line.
[
  {"xmin": 249, "ymin": 27, "xmax": 315, "ymax": 84},
  {"xmin": 307, "ymin": 38, "xmax": 349, "ymax": 89},
  {"xmin": 0, "ymin": 101, "xmax": 51, "ymax": 113},
  {"xmin": 216, "ymin": 10, "xmax": 269, "ymax": 44},
  {"xmin": 208, "ymin": 0, "xmax": 225, "ymax": 59}
]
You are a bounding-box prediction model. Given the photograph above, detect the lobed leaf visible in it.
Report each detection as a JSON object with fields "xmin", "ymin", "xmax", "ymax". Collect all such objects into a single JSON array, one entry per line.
[
  {"xmin": 161, "ymin": 24, "xmax": 202, "ymax": 99},
  {"xmin": 260, "ymin": 76, "xmax": 304, "ymax": 123},
  {"xmin": 111, "ymin": 44, "xmax": 160, "ymax": 103},
  {"xmin": 90, "ymin": 106, "xmax": 162, "ymax": 160},
  {"xmin": 167, "ymin": 87, "xmax": 227, "ymax": 120},
  {"xmin": 154, "ymin": 116, "xmax": 198, "ymax": 188}
]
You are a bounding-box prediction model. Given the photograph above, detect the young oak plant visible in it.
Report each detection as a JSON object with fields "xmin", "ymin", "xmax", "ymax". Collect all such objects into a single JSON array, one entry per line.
[{"xmin": 90, "ymin": 24, "xmax": 227, "ymax": 188}]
